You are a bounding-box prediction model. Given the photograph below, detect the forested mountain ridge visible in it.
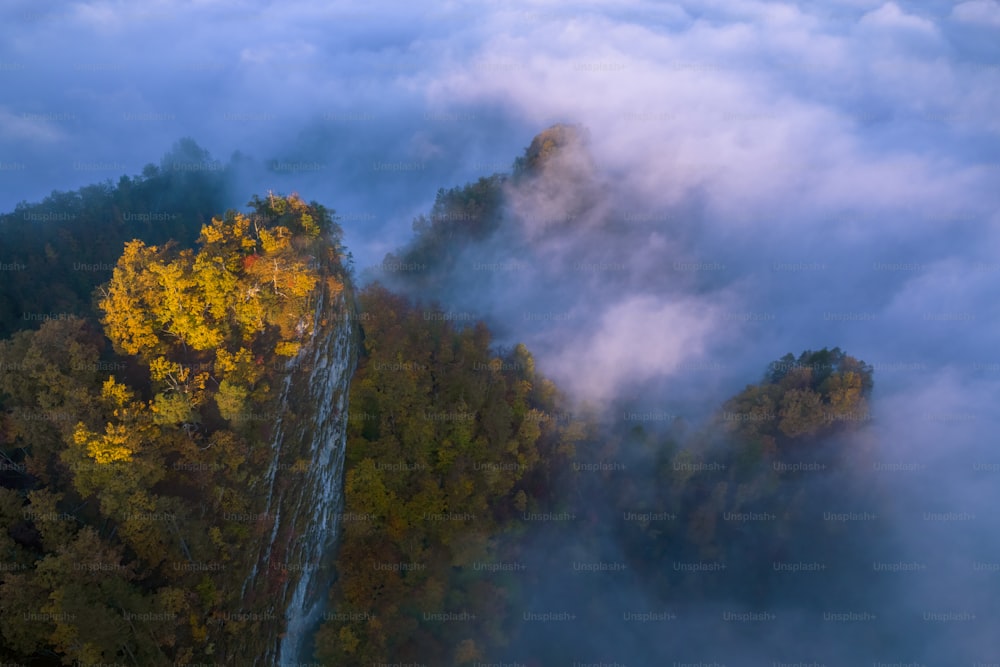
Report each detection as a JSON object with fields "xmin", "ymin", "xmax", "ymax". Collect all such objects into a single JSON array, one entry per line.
[
  {"xmin": 0, "ymin": 129, "xmax": 887, "ymax": 665},
  {"xmin": 0, "ymin": 191, "xmax": 355, "ymax": 664},
  {"xmin": 377, "ymin": 122, "xmax": 592, "ymax": 296},
  {"xmin": 313, "ymin": 284, "xmax": 583, "ymax": 665},
  {"xmin": 0, "ymin": 139, "xmax": 231, "ymax": 339},
  {"xmin": 316, "ymin": 127, "xmax": 886, "ymax": 664}
]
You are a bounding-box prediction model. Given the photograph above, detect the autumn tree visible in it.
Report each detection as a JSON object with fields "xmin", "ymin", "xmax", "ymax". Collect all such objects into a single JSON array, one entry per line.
[
  {"xmin": 719, "ymin": 347, "xmax": 873, "ymax": 447},
  {"xmin": 315, "ymin": 284, "xmax": 579, "ymax": 665},
  {"xmin": 98, "ymin": 193, "xmax": 337, "ymax": 436},
  {"xmin": 0, "ymin": 191, "xmax": 350, "ymax": 665}
]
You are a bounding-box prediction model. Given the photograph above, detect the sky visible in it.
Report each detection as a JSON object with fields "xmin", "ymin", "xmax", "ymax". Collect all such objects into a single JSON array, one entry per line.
[{"xmin": 2, "ymin": 0, "xmax": 999, "ymax": 663}]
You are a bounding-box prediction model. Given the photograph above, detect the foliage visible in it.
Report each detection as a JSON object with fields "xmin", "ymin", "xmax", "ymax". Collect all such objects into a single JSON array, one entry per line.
[
  {"xmin": 379, "ymin": 175, "xmax": 506, "ymax": 290},
  {"xmin": 0, "ymin": 139, "xmax": 230, "ymax": 339},
  {"xmin": 511, "ymin": 123, "xmax": 587, "ymax": 177},
  {"xmin": 720, "ymin": 347, "xmax": 873, "ymax": 446},
  {"xmin": 313, "ymin": 284, "xmax": 580, "ymax": 665},
  {"xmin": 0, "ymin": 192, "xmax": 348, "ymax": 665},
  {"xmin": 593, "ymin": 348, "xmax": 880, "ymax": 614}
]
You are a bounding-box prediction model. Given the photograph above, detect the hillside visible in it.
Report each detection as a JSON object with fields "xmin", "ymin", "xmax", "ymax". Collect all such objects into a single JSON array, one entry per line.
[
  {"xmin": 0, "ymin": 131, "xmax": 891, "ymax": 665},
  {"xmin": 0, "ymin": 192, "xmax": 354, "ymax": 665},
  {"xmin": 0, "ymin": 139, "xmax": 232, "ymax": 340}
]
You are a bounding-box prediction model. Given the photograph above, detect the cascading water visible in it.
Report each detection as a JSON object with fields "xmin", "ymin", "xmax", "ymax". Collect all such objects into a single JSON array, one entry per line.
[
  {"xmin": 237, "ymin": 279, "xmax": 357, "ymax": 665},
  {"xmin": 277, "ymin": 294, "xmax": 356, "ymax": 664}
]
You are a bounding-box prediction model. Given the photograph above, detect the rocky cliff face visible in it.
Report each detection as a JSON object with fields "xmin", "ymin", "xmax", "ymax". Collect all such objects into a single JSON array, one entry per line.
[{"xmin": 233, "ymin": 276, "xmax": 358, "ymax": 665}]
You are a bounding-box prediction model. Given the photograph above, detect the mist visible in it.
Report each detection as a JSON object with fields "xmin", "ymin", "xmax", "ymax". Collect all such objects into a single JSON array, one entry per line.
[{"xmin": 2, "ymin": 0, "xmax": 999, "ymax": 664}]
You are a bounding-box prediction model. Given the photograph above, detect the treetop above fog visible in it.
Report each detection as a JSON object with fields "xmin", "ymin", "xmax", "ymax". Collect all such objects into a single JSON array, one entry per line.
[{"xmin": 719, "ymin": 347, "xmax": 874, "ymax": 447}]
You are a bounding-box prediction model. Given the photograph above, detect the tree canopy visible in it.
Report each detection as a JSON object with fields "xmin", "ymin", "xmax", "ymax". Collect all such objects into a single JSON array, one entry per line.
[
  {"xmin": 0, "ymin": 192, "xmax": 349, "ymax": 665},
  {"xmin": 313, "ymin": 284, "xmax": 580, "ymax": 666},
  {"xmin": 0, "ymin": 139, "xmax": 230, "ymax": 339},
  {"xmin": 719, "ymin": 347, "xmax": 874, "ymax": 448}
]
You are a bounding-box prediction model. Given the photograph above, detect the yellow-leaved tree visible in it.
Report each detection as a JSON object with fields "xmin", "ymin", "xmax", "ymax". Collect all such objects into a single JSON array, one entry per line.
[
  {"xmin": 99, "ymin": 240, "xmax": 162, "ymax": 356},
  {"xmin": 98, "ymin": 193, "xmax": 335, "ymax": 427}
]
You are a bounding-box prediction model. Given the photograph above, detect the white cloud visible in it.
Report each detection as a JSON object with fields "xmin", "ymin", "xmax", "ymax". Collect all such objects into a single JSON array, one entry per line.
[
  {"xmin": 858, "ymin": 2, "xmax": 938, "ymax": 33},
  {"xmin": 545, "ymin": 294, "xmax": 725, "ymax": 404},
  {"xmin": 951, "ymin": 0, "xmax": 1000, "ymax": 27}
]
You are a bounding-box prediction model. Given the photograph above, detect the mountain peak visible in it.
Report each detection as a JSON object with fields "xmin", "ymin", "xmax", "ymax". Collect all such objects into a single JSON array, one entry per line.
[{"xmin": 516, "ymin": 123, "xmax": 589, "ymax": 174}]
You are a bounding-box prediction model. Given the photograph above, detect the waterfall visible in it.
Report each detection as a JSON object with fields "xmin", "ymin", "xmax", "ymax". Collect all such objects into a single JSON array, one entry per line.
[
  {"xmin": 238, "ymin": 282, "xmax": 357, "ymax": 665},
  {"xmin": 277, "ymin": 292, "xmax": 356, "ymax": 664}
]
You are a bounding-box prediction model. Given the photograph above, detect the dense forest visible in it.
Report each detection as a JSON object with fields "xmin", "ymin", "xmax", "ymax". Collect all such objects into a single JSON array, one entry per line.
[
  {"xmin": 312, "ymin": 285, "xmax": 581, "ymax": 664},
  {"xmin": 312, "ymin": 290, "xmax": 883, "ymax": 663},
  {"xmin": 1, "ymin": 131, "xmax": 888, "ymax": 664},
  {"xmin": 309, "ymin": 130, "xmax": 886, "ymax": 664},
  {"xmin": 0, "ymin": 184, "xmax": 351, "ymax": 664},
  {"xmin": 0, "ymin": 139, "xmax": 232, "ymax": 340}
]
